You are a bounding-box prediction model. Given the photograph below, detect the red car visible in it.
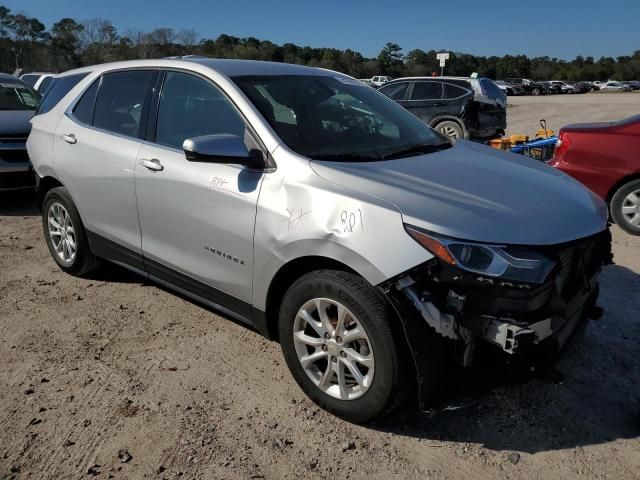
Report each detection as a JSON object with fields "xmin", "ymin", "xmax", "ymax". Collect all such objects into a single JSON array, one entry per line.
[{"xmin": 549, "ymin": 115, "xmax": 640, "ymax": 235}]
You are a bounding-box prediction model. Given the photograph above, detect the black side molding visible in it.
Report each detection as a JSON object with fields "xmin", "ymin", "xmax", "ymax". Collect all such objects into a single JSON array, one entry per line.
[{"xmin": 86, "ymin": 231, "xmax": 264, "ymax": 333}]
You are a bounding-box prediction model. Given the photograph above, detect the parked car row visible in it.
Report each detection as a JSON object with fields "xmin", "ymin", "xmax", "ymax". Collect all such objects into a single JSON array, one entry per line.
[{"xmin": 494, "ymin": 78, "xmax": 639, "ymax": 95}]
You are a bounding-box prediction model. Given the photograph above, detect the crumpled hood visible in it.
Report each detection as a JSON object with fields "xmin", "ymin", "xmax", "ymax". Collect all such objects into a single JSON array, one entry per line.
[
  {"xmin": 310, "ymin": 140, "xmax": 608, "ymax": 245},
  {"xmin": 0, "ymin": 110, "xmax": 34, "ymax": 136}
]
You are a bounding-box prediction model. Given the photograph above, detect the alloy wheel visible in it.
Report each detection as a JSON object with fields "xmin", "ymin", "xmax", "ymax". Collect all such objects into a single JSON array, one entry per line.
[
  {"xmin": 292, "ymin": 298, "xmax": 375, "ymax": 400},
  {"xmin": 621, "ymin": 188, "xmax": 640, "ymax": 227},
  {"xmin": 47, "ymin": 202, "xmax": 77, "ymax": 264},
  {"xmin": 439, "ymin": 125, "xmax": 459, "ymax": 139}
]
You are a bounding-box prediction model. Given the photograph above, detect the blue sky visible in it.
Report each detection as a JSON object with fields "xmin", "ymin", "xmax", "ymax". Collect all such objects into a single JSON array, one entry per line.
[{"xmin": 4, "ymin": 0, "xmax": 638, "ymax": 59}]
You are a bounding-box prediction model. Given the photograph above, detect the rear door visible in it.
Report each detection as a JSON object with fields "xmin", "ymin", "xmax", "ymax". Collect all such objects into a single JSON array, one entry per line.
[
  {"xmin": 405, "ymin": 81, "xmax": 447, "ymax": 125},
  {"xmin": 52, "ymin": 69, "xmax": 157, "ymax": 261},
  {"xmin": 134, "ymin": 70, "xmax": 265, "ymax": 309}
]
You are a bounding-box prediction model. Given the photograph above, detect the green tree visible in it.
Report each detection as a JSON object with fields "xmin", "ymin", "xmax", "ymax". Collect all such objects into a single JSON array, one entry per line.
[{"xmin": 377, "ymin": 42, "xmax": 404, "ymax": 76}]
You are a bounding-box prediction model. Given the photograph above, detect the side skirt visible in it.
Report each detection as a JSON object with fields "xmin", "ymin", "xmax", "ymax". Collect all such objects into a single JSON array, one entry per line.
[{"xmin": 86, "ymin": 231, "xmax": 263, "ymax": 332}]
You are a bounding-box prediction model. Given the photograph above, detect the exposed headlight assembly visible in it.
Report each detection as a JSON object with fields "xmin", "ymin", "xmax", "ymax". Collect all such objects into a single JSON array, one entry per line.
[{"xmin": 405, "ymin": 225, "xmax": 555, "ymax": 284}]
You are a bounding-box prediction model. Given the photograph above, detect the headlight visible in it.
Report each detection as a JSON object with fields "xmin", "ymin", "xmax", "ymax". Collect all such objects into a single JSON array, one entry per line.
[{"xmin": 405, "ymin": 225, "xmax": 555, "ymax": 284}]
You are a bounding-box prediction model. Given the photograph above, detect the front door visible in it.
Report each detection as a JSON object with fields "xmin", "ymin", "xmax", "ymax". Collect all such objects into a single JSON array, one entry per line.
[{"xmin": 134, "ymin": 71, "xmax": 265, "ymax": 310}]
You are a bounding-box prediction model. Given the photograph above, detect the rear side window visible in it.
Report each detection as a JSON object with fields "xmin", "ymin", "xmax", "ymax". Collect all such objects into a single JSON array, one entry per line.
[
  {"xmin": 379, "ymin": 82, "xmax": 409, "ymax": 100},
  {"xmin": 38, "ymin": 76, "xmax": 53, "ymax": 94},
  {"xmin": 72, "ymin": 80, "xmax": 99, "ymax": 125},
  {"xmin": 93, "ymin": 70, "xmax": 155, "ymax": 138},
  {"xmin": 21, "ymin": 74, "xmax": 39, "ymax": 87},
  {"xmin": 410, "ymin": 81, "xmax": 443, "ymax": 100},
  {"xmin": 443, "ymin": 83, "xmax": 469, "ymax": 99},
  {"xmin": 155, "ymin": 71, "xmax": 246, "ymax": 149},
  {"xmin": 35, "ymin": 73, "xmax": 88, "ymax": 116},
  {"xmin": 0, "ymin": 82, "xmax": 40, "ymax": 110}
]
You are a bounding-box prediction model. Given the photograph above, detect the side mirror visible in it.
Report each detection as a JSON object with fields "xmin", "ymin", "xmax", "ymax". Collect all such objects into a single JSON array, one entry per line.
[{"xmin": 183, "ymin": 134, "xmax": 265, "ymax": 169}]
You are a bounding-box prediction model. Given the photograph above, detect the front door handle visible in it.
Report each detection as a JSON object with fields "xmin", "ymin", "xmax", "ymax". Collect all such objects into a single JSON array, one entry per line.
[
  {"xmin": 139, "ymin": 158, "xmax": 164, "ymax": 172},
  {"xmin": 61, "ymin": 133, "xmax": 77, "ymax": 144}
]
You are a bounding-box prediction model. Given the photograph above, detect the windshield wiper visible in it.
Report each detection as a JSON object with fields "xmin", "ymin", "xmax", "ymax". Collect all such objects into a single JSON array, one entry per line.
[{"xmin": 383, "ymin": 142, "xmax": 452, "ymax": 160}]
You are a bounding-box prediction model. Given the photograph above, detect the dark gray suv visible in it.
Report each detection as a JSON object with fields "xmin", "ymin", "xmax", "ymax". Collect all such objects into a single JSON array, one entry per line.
[
  {"xmin": 379, "ymin": 76, "xmax": 507, "ymax": 140},
  {"xmin": 0, "ymin": 73, "xmax": 41, "ymax": 190}
]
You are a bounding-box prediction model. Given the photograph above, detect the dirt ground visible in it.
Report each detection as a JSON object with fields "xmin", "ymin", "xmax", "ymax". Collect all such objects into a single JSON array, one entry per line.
[
  {"xmin": 506, "ymin": 91, "xmax": 640, "ymax": 135},
  {"xmin": 1, "ymin": 93, "xmax": 639, "ymax": 480}
]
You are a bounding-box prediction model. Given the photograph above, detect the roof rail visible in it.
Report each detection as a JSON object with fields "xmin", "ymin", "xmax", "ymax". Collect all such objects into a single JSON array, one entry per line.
[{"xmin": 162, "ymin": 55, "xmax": 207, "ymax": 60}]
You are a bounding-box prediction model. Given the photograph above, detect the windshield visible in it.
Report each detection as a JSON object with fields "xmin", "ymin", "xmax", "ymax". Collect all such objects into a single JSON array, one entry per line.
[
  {"xmin": 0, "ymin": 81, "xmax": 41, "ymax": 110},
  {"xmin": 233, "ymin": 75, "xmax": 450, "ymax": 161}
]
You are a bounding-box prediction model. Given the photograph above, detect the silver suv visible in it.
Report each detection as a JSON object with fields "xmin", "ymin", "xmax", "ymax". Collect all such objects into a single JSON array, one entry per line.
[{"xmin": 28, "ymin": 58, "xmax": 610, "ymax": 422}]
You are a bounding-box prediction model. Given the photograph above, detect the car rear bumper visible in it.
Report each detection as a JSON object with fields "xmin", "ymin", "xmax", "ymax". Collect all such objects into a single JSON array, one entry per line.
[{"xmin": 0, "ymin": 145, "xmax": 34, "ymax": 190}]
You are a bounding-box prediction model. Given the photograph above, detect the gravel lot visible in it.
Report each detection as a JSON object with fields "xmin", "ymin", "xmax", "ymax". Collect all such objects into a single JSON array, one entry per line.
[
  {"xmin": 507, "ymin": 91, "xmax": 640, "ymax": 135},
  {"xmin": 1, "ymin": 93, "xmax": 639, "ymax": 480}
]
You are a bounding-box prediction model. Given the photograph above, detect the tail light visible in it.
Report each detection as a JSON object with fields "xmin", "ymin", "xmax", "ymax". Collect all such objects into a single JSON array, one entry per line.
[{"xmin": 553, "ymin": 130, "xmax": 571, "ymax": 160}]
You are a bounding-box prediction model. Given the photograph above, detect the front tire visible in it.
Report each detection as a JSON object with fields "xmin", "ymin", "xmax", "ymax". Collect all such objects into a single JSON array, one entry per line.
[
  {"xmin": 610, "ymin": 179, "xmax": 640, "ymax": 235},
  {"xmin": 42, "ymin": 187, "xmax": 99, "ymax": 275},
  {"xmin": 278, "ymin": 270, "xmax": 408, "ymax": 423}
]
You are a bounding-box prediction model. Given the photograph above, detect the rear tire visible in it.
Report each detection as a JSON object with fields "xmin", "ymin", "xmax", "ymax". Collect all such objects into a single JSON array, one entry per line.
[
  {"xmin": 435, "ymin": 120, "xmax": 464, "ymax": 140},
  {"xmin": 278, "ymin": 270, "xmax": 409, "ymax": 423},
  {"xmin": 610, "ymin": 179, "xmax": 640, "ymax": 235},
  {"xmin": 42, "ymin": 187, "xmax": 99, "ymax": 276},
  {"xmin": 532, "ymin": 87, "xmax": 541, "ymax": 96}
]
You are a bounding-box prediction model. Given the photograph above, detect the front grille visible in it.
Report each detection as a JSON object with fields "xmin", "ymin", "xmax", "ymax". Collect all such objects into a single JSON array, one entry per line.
[
  {"xmin": 0, "ymin": 149, "xmax": 30, "ymax": 163},
  {"xmin": 551, "ymin": 231, "xmax": 609, "ymax": 301}
]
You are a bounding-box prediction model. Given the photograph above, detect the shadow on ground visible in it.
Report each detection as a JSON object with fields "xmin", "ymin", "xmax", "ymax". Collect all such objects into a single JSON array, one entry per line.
[
  {"xmin": 0, "ymin": 190, "xmax": 38, "ymax": 216},
  {"xmin": 374, "ymin": 264, "xmax": 640, "ymax": 453}
]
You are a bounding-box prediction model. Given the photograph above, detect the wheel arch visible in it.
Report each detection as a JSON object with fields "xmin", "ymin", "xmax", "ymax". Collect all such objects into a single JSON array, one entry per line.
[
  {"xmin": 605, "ymin": 172, "xmax": 640, "ymax": 203},
  {"xmin": 262, "ymin": 255, "xmax": 359, "ymax": 341},
  {"xmin": 430, "ymin": 116, "xmax": 468, "ymax": 139},
  {"xmin": 35, "ymin": 175, "xmax": 64, "ymax": 212}
]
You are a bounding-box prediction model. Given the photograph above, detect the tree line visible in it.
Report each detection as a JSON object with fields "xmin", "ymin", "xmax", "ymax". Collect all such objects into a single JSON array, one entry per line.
[{"xmin": 1, "ymin": 5, "xmax": 639, "ymax": 81}]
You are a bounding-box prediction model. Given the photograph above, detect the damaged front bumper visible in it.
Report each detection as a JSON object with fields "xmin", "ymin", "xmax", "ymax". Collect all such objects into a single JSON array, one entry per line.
[{"xmin": 382, "ymin": 229, "xmax": 612, "ymax": 410}]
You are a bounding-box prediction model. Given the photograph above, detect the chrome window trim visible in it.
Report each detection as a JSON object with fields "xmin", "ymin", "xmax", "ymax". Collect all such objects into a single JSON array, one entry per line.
[{"xmin": 404, "ymin": 81, "xmax": 472, "ymax": 102}]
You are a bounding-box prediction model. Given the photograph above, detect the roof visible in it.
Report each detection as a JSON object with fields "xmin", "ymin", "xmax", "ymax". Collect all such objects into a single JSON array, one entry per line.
[
  {"xmin": 54, "ymin": 58, "xmax": 344, "ymax": 80},
  {"xmin": 386, "ymin": 75, "xmax": 481, "ymax": 82},
  {"xmin": 0, "ymin": 72, "xmax": 21, "ymax": 81},
  {"xmin": 184, "ymin": 58, "xmax": 337, "ymax": 77},
  {"xmin": 20, "ymin": 72, "xmax": 55, "ymax": 76}
]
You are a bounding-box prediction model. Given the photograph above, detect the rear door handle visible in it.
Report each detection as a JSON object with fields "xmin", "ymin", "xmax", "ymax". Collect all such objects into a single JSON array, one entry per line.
[
  {"xmin": 61, "ymin": 133, "xmax": 77, "ymax": 144},
  {"xmin": 139, "ymin": 158, "xmax": 164, "ymax": 171}
]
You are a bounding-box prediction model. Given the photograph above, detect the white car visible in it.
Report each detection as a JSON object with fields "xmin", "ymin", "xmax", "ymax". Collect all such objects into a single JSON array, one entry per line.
[
  {"xmin": 19, "ymin": 72, "xmax": 56, "ymax": 93},
  {"xmin": 600, "ymin": 81, "xmax": 631, "ymax": 92},
  {"xmin": 370, "ymin": 76, "xmax": 393, "ymax": 87}
]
